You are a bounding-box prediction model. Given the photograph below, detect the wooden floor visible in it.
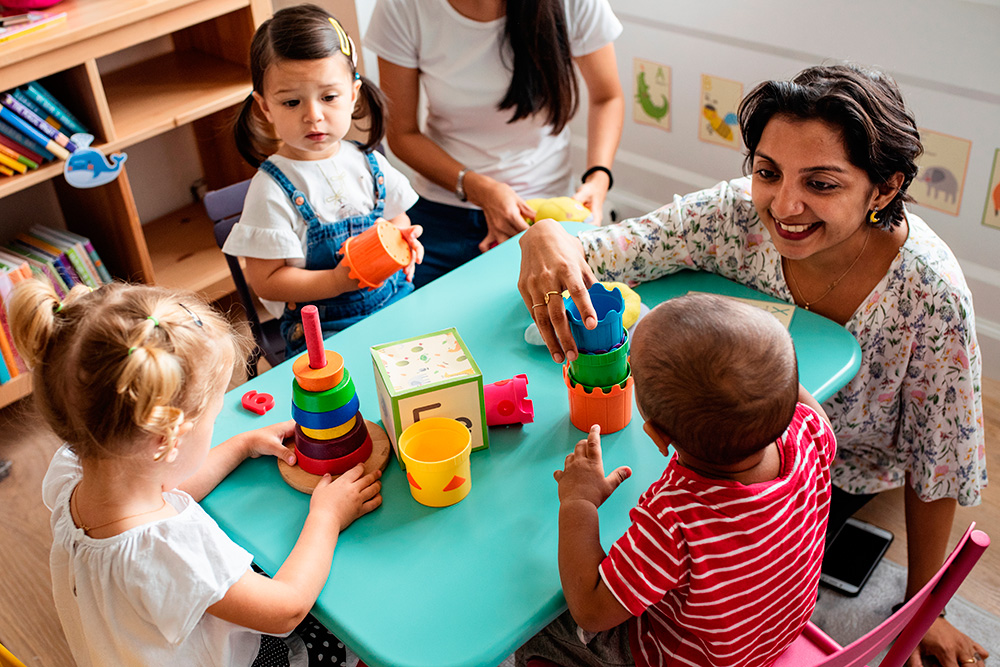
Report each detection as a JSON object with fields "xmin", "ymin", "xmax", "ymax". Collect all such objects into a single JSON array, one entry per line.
[{"xmin": 1, "ymin": 369, "xmax": 998, "ymax": 665}]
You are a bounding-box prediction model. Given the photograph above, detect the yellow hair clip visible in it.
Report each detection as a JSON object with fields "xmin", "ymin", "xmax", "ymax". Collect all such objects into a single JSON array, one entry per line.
[{"xmin": 328, "ymin": 17, "xmax": 354, "ymax": 63}]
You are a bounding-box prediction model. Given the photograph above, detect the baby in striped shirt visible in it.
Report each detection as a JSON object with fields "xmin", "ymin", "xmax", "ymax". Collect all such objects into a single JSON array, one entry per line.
[{"xmin": 517, "ymin": 292, "xmax": 837, "ymax": 667}]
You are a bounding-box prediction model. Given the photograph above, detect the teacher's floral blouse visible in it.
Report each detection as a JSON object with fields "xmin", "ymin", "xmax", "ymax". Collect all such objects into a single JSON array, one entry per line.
[{"xmin": 581, "ymin": 178, "xmax": 986, "ymax": 505}]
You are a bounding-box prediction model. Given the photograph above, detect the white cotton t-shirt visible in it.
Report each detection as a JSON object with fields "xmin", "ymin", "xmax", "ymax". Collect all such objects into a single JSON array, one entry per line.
[
  {"xmin": 365, "ymin": 0, "xmax": 622, "ymax": 206},
  {"xmin": 42, "ymin": 446, "xmax": 261, "ymax": 667},
  {"xmin": 222, "ymin": 142, "xmax": 418, "ymax": 318}
]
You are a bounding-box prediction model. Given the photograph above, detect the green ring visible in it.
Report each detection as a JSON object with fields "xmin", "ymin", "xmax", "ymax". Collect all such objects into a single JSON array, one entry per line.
[{"xmin": 292, "ymin": 368, "xmax": 356, "ymax": 413}]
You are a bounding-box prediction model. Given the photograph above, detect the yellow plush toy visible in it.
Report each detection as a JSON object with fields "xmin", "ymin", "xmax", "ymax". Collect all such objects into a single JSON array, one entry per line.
[{"xmin": 525, "ymin": 196, "xmax": 592, "ymax": 224}]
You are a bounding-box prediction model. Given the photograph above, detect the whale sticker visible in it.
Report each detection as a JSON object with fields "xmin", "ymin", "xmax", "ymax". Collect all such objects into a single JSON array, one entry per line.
[{"xmin": 63, "ymin": 133, "xmax": 127, "ymax": 188}]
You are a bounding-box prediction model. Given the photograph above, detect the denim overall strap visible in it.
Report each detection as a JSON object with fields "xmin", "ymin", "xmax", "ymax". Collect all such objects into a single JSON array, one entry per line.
[
  {"xmin": 259, "ymin": 159, "xmax": 319, "ymax": 225},
  {"xmin": 362, "ymin": 149, "xmax": 386, "ymax": 218}
]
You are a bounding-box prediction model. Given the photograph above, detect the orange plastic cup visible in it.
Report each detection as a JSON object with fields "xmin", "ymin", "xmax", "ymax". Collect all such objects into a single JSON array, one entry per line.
[
  {"xmin": 563, "ymin": 364, "xmax": 633, "ymax": 434},
  {"xmin": 338, "ymin": 220, "xmax": 412, "ymax": 291}
]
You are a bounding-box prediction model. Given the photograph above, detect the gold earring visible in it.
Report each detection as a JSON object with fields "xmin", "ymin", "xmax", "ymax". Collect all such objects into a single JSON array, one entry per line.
[{"xmin": 869, "ymin": 208, "xmax": 880, "ymax": 224}]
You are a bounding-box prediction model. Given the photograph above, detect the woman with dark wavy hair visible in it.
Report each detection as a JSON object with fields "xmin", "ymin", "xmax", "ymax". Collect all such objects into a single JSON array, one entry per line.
[
  {"xmin": 517, "ymin": 63, "xmax": 988, "ymax": 667},
  {"xmin": 366, "ymin": 0, "xmax": 624, "ymax": 287}
]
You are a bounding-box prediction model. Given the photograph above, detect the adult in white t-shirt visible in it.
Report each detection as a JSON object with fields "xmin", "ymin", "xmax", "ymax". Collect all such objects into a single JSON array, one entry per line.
[{"xmin": 366, "ymin": 0, "xmax": 624, "ymax": 287}]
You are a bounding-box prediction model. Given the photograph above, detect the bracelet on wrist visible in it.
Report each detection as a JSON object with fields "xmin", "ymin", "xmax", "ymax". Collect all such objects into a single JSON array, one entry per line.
[
  {"xmin": 455, "ymin": 167, "xmax": 470, "ymax": 202},
  {"xmin": 581, "ymin": 165, "xmax": 613, "ymax": 192}
]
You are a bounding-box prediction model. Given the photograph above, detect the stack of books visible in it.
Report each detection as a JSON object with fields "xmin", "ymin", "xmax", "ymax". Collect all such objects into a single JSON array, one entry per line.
[
  {"xmin": 0, "ymin": 225, "xmax": 112, "ymax": 384},
  {"xmin": 0, "ymin": 79, "xmax": 87, "ymax": 177}
]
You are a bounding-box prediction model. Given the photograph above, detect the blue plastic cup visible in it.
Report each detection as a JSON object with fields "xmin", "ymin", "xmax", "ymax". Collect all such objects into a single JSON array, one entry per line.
[{"xmin": 565, "ymin": 284, "xmax": 625, "ymax": 353}]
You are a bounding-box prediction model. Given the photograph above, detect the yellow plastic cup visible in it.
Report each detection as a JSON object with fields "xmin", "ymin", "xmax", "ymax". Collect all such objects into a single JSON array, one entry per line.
[{"xmin": 399, "ymin": 417, "xmax": 472, "ymax": 507}]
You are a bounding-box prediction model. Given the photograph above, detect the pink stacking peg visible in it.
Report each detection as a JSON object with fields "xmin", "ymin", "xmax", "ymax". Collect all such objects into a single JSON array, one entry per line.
[
  {"xmin": 301, "ymin": 305, "xmax": 326, "ymax": 369},
  {"xmin": 484, "ymin": 374, "xmax": 534, "ymax": 426}
]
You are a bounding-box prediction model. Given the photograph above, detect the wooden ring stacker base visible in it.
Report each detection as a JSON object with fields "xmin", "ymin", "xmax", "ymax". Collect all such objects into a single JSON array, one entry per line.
[{"xmin": 278, "ymin": 420, "xmax": 391, "ymax": 494}]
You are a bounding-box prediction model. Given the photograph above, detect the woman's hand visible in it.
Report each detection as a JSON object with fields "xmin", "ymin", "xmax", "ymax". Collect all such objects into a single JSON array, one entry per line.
[
  {"xmin": 573, "ymin": 179, "xmax": 608, "ymax": 225},
  {"xmin": 466, "ymin": 172, "xmax": 533, "ymax": 251},
  {"xmin": 386, "ymin": 214, "xmax": 424, "ymax": 282},
  {"xmin": 517, "ymin": 219, "xmax": 598, "ymax": 363},
  {"xmin": 906, "ymin": 617, "xmax": 989, "ymax": 667}
]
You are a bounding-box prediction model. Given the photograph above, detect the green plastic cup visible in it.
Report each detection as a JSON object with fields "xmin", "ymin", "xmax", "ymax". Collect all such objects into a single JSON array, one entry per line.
[{"xmin": 568, "ymin": 331, "xmax": 629, "ymax": 388}]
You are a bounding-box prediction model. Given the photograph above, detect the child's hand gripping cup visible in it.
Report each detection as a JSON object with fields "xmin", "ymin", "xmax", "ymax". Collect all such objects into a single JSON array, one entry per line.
[
  {"xmin": 565, "ymin": 283, "xmax": 626, "ymax": 354},
  {"xmin": 338, "ymin": 219, "xmax": 413, "ymax": 291},
  {"xmin": 398, "ymin": 417, "xmax": 472, "ymax": 507}
]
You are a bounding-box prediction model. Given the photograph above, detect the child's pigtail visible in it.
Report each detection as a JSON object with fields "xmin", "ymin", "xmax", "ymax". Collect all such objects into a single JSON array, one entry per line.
[
  {"xmin": 354, "ymin": 74, "xmax": 388, "ymax": 153},
  {"xmin": 8, "ymin": 278, "xmax": 62, "ymax": 368},
  {"xmin": 8, "ymin": 280, "xmax": 90, "ymax": 368},
  {"xmin": 117, "ymin": 311, "xmax": 186, "ymax": 460},
  {"xmin": 233, "ymin": 93, "xmax": 267, "ymax": 169}
]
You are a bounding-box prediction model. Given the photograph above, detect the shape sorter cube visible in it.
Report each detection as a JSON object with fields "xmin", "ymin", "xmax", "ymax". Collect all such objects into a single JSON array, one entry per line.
[{"xmin": 371, "ymin": 327, "xmax": 488, "ymax": 469}]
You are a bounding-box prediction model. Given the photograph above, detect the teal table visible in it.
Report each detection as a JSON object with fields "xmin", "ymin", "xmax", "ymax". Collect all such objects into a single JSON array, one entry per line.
[{"xmin": 202, "ymin": 222, "xmax": 861, "ymax": 667}]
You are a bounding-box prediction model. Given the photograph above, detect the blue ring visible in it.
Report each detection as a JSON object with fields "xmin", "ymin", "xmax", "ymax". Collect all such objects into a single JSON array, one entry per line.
[{"xmin": 292, "ymin": 392, "xmax": 360, "ymax": 429}]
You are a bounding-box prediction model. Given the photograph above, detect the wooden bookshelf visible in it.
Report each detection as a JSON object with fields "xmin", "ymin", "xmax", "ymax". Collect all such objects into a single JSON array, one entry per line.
[{"xmin": 0, "ymin": 0, "xmax": 269, "ymax": 408}]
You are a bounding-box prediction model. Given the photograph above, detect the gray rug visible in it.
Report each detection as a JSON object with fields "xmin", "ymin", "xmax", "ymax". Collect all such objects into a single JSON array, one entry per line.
[{"xmin": 498, "ymin": 559, "xmax": 1000, "ymax": 667}]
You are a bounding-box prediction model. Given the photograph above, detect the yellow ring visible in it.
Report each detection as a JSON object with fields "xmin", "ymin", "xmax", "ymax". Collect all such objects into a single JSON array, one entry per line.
[
  {"xmin": 543, "ymin": 290, "xmax": 561, "ymax": 304},
  {"xmin": 531, "ymin": 303, "xmax": 546, "ymax": 310},
  {"xmin": 300, "ymin": 415, "xmax": 357, "ymax": 440}
]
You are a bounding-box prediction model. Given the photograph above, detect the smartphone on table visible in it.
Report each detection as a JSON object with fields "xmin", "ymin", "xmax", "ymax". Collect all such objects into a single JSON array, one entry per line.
[{"xmin": 820, "ymin": 517, "xmax": 894, "ymax": 596}]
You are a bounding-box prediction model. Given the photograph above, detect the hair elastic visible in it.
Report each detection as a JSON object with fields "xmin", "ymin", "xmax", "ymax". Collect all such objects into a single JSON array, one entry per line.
[
  {"xmin": 178, "ymin": 303, "xmax": 203, "ymax": 327},
  {"xmin": 146, "ymin": 315, "xmax": 160, "ymax": 327},
  {"xmin": 128, "ymin": 347, "xmax": 137, "ymax": 356},
  {"xmin": 54, "ymin": 302, "xmax": 64, "ymax": 313}
]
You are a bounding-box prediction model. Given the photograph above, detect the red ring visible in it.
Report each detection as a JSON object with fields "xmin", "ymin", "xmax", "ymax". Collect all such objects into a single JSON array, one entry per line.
[{"xmin": 295, "ymin": 432, "xmax": 372, "ymax": 475}]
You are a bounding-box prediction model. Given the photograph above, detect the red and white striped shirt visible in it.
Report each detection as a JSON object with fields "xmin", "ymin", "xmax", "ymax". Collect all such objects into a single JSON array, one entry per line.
[{"xmin": 600, "ymin": 403, "xmax": 836, "ymax": 667}]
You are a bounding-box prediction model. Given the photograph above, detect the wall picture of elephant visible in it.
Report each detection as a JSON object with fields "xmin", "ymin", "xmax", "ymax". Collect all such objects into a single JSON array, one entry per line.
[{"xmin": 911, "ymin": 129, "xmax": 971, "ymax": 216}]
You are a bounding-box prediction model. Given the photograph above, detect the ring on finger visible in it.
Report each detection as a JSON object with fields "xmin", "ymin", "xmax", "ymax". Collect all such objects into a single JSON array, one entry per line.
[
  {"xmin": 543, "ymin": 290, "xmax": 561, "ymax": 305},
  {"xmin": 961, "ymin": 658, "xmax": 978, "ymax": 664},
  {"xmin": 531, "ymin": 303, "xmax": 546, "ymax": 310}
]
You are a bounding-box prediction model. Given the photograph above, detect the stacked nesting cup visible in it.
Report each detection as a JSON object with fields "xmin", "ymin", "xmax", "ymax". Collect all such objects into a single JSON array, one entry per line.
[
  {"xmin": 563, "ymin": 284, "xmax": 633, "ymax": 434},
  {"xmin": 289, "ymin": 306, "xmax": 373, "ymax": 475}
]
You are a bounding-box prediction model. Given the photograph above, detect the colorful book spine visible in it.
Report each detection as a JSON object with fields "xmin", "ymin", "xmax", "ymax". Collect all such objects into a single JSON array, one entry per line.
[
  {"xmin": 0, "ymin": 118, "xmax": 55, "ymax": 161},
  {"xmin": 1, "ymin": 94, "xmax": 76, "ymax": 152},
  {"xmin": 14, "ymin": 234, "xmax": 80, "ymax": 287},
  {"xmin": 5, "ymin": 242, "xmax": 72, "ymax": 295},
  {"xmin": 22, "ymin": 81, "xmax": 86, "ymax": 136},
  {"xmin": 0, "ymin": 151, "xmax": 27, "ymax": 174},
  {"xmin": 28, "ymin": 227, "xmax": 99, "ymax": 288},
  {"xmin": 45, "ymin": 226, "xmax": 112, "ymax": 283},
  {"xmin": 0, "ymin": 339, "xmax": 12, "ymax": 383},
  {"xmin": 0, "ymin": 141, "xmax": 38, "ymax": 169},
  {"xmin": 0, "ymin": 130, "xmax": 45, "ymax": 164},
  {"xmin": 0, "ymin": 273, "xmax": 22, "ymax": 378},
  {"xmin": 11, "ymin": 88, "xmax": 60, "ymax": 131},
  {"xmin": 0, "ymin": 253, "xmax": 32, "ymax": 283},
  {"xmin": 0, "ymin": 105, "xmax": 69, "ymax": 160}
]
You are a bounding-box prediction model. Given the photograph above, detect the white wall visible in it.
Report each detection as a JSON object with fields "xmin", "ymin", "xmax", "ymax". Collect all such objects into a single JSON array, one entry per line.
[
  {"xmin": 355, "ymin": 0, "xmax": 1000, "ymax": 378},
  {"xmin": 562, "ymin": 0, "xmax": 1000, "ymax": 379}
]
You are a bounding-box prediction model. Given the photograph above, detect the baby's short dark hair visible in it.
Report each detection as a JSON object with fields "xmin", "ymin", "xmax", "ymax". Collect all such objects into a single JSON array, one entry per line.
[{"xmin": 631, "ymin": 293, "xmax": 799, "ymax": 465}]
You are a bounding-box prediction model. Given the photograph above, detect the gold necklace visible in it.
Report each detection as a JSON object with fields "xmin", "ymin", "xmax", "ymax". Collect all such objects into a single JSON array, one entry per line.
[
  {"xmin": 784, "ymin": 225, "xmax": 871, "ymax": 311},
  {"xmin": 71, "ymin": 485, "xmax": 167, "ymax": 534}
]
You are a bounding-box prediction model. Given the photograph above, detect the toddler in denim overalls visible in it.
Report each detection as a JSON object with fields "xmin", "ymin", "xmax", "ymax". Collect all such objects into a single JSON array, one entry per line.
[{"xmin": 260, "ymin": 152, "xmax": 414, "ymax": 355}]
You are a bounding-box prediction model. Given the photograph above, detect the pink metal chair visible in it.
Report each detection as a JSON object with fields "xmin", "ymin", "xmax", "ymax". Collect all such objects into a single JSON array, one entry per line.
[{"xmin": 526, "ymin": 522, "xmax": 989, "ymax": 667}]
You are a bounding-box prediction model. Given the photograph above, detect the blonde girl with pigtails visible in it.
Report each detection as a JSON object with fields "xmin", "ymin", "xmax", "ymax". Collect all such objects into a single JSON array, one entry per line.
[{"xmin": 10, "ymin": 280, "xmax": 382, "ymax": 666}]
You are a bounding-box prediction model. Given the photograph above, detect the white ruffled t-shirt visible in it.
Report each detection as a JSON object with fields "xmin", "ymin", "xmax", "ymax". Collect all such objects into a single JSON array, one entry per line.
[
  {"xmin": 43, "ymin": 446, "xmax": 261, "ymax": 667},
  {"xmin": 366, "ymin": 0, "xmax": 622, "ymax": 206}
]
